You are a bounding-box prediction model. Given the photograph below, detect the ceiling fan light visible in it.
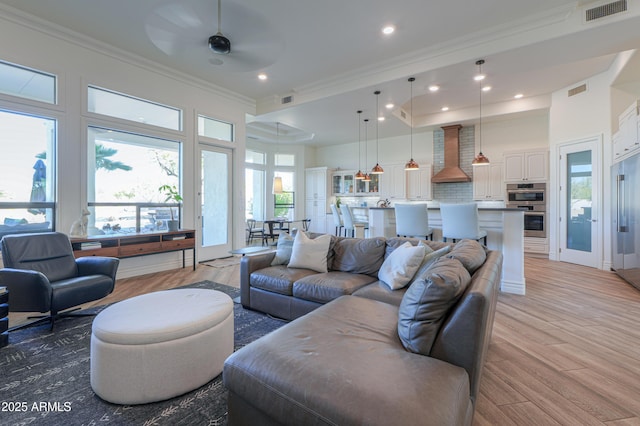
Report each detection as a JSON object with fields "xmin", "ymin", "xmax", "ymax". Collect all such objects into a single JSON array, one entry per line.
[
  {"xmin": 208, "ymin": 33, "xmax": 231, "ymax": 54},
  {"xmin": 405, "ymin": 158, "xmax": 419, "ymax": 170},
  {"xmin": 371, "ymin": 163, "xmax": 384, "ymax": 174}
]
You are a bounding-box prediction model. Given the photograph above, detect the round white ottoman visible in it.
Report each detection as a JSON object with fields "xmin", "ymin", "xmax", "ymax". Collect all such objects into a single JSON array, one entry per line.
[{"xmin": 90, "ymin": 288, "xmax": 234, "ymax": 405}]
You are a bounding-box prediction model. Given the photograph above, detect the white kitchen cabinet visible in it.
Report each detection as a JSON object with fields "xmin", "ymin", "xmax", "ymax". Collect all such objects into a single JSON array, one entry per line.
[
  {"xmin": 406, "ymin": 164, "xmax": 432, "ymax": 200},
  {"xmin": 504, "ymin": 150, "xmax": 548, "ymax": 182},
  {"xmin": 305, "ymin": 167, "xmax": 328, "ymax": 233},
  {"xmin": 305, "ymin": 167, "xmax": 327, "ymax": 200},
  {"xmin": 331, "ymin": 170, "xmax": 356, "ymax": 195},
  {"xmin": 473, "ymin": 162, "xmax": 504, "ymax": 200},
  {"xmin": 612, "ymin": 100, "xmax": 640, "ymax": 162},
  {"xmin": 304, "ymin": 198, "xmax": 327, "ymax": 233},
  {"xmin": 379, "ymin": 164, "xmax": 406, "ymax": 200}
]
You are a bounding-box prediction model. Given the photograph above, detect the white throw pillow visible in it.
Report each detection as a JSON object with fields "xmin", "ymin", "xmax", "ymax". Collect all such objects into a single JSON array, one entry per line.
[
  {"xmin": 288, "ymin": 231, "xmax": 331, "ymax": 273},
  {"xmin": 378, "ymin": 242, "xmax": 426, "ymax": 290}
]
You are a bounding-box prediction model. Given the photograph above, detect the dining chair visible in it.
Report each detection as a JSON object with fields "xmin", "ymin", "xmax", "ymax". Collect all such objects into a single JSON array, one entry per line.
[
  {"xmin": 394, "ymin": 203, "xmax": 433, "ymax": 240},
  {"xmin": 340, "ymin": 204, "xmax": 368, "ymax": 238},
  {"xmin": 330, "ymin": 204, "xmax": 344, "ymax": 236},
  {"xmin": 440, "ymin": 202, "xmax": 487, "ymax": 245},
  {"xmin": 246, "ymin": 219, "xmax": 266, "ymax": 246}
]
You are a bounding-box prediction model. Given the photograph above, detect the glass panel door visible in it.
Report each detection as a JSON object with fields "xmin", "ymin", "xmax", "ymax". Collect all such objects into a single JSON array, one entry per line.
[
  {"xmin": 559, "ymin": 137, "xmax": 601, "ymax": 267},
  {"xmin": 566, "ymin": 150, "xmax": 592, "ymax": 252},
  {"xmin": 199, "ymin": 145, "xmax": 232, "ymax": 260}
]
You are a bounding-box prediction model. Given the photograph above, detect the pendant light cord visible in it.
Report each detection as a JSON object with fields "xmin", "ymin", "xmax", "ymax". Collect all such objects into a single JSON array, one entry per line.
[{"xmin": 409, "ymin": 78, "xmax": 414, "ymax": 158}]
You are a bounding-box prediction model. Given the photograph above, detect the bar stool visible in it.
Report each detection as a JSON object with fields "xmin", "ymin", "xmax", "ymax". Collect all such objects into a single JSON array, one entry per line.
[
  {"xmin": 340, "ymin": 204, "xmax": 368, "ymax": 238},
  {"xmin": 440, "ymin": 202, "xmax": 487, "ymax": 245},
  {"xmin": 394, "ymin": 203, "xmax": 433, "ymax": 240},
  {"xmin": 330, "ymin": 204, "xmax": 344, "ymax": 236}
]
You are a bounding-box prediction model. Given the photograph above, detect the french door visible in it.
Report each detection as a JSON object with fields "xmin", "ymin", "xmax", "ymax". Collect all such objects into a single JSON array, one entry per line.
[
  {"xmin": 198, "ymin": 144, "xmax": 232, "ymax": 260},
  {"xmin": 558, "ymin": 136, "xmax": 602, "ymax": 267}
]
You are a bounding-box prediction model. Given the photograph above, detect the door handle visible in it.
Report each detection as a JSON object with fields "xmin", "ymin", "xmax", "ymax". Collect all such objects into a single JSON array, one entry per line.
[{"xmin": 587, "ymin": 219, "xmax": 597, "ymax": 223}]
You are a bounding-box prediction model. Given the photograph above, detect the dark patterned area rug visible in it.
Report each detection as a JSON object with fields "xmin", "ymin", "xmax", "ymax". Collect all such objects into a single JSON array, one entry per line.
[{"xmin": 0, "ymin": 281, "xmax": 287, "ymax": 426}]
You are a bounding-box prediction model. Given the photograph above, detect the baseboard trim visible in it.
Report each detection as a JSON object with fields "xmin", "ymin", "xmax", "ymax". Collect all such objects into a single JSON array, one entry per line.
[{"xmin": 501, "ymin": 279, "xmax": 526, "ymax": 295}]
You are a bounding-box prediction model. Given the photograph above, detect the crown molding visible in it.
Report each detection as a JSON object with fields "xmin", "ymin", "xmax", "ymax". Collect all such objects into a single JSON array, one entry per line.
[{"xmin": 0, "ymin": 3, "xmax": 255, "ymax": 110}]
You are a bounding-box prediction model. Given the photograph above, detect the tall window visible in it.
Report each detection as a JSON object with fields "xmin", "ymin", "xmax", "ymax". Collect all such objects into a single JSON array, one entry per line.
[
  {"xmin": 245, "ymin": 149, "xmax": 265, "ymax": 220},
  {"xmin": 198, "ymin": 114, "xmax": 234, "ymax": 142},
  {"xmin": 273, "ymin": 171, "xmax": 295, "ymax": 220},
  {"xmin": 87, "ymin": 128, "xmax": 181, "ymax": 234},
  {"xmin": 0, "ymin": 60, "xmax": 56, "ymax": 104},
  {"xmin": 88, "ymin": 86, "xmax": 182, "ymax": 131},
  {"xmin": 0, "ymin": 110, "xmax": 56, "ymax": 237}
]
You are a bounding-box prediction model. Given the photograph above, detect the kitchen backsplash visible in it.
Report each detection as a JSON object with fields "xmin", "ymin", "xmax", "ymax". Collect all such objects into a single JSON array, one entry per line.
[{"xmin": 432, "ymin": 125, "xmax": 475, "ymax": 203}]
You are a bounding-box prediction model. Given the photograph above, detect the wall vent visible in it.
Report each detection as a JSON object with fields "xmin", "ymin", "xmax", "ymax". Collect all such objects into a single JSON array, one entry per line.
[
  {"xmin": 281, "ymin": 95, "xmax": 294, "ymax": 104},
  {"xmin": 585, "ymin": 0, "xmax": 627, "ymax": 22},
  {"xmin": 568, "ymin": 83, "xmax": 587, "ymax": 97}
]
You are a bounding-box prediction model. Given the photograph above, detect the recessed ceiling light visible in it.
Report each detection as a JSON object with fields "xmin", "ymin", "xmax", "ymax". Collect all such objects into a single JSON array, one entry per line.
[
  {"xmin": 482, "ymin": 86, "xmax": 491, "ymax": 92},
  {"xmin": 441, "ymin": 106, "xmax": 449, "ymax": 112},
  {"xmin": 385, "ymin": 103, "xmax": 394, "ymax": 109},
  {"xmin": 514, "ymin": 93, "xmax": 523, "ymax": 99},
  {"xmin": 382, "ymin": 25, "xmax": 395, "ymax": 35},
  {"xmin": 378, "ymin": 116, "xmax": 385, "ymax": 121},
  {"xmin": 258, "ymin": 73, "xmax": 267, "ymax": 80},
  {"xmin": 428, "ymin": 85, "xmax": 439, "ymax": 92},
  {"xmin": 474, "ymin": 74, "xmax": 485, "ymax": 81}
]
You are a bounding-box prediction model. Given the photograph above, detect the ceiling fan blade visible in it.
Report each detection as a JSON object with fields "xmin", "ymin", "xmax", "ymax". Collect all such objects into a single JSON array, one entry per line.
[{"xmin": 145, "ymin": 1, "xmax": 283, "ymax": 73}]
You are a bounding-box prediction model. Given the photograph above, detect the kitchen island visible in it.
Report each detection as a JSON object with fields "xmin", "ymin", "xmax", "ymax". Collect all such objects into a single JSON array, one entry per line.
[{"xmin": 369, "ymin": 206, "xmax": 525, "ymax": 295}]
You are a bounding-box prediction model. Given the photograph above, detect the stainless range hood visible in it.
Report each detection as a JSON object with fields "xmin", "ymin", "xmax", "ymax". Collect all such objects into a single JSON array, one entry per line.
[{"xmin": 432, "ymin": 124, "xmax": 471, "ymax": 183}]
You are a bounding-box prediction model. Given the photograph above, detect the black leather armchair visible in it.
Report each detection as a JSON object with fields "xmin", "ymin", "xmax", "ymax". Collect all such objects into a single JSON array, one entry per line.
[{"xmin": 0, "ymin": 232, "xmax": 119, "ymax": 330}]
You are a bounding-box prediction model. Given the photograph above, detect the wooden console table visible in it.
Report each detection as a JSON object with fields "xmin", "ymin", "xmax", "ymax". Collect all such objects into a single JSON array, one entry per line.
[{"xmin": 71, "ymin": 230, "xmax": 196, "ymax": 270}]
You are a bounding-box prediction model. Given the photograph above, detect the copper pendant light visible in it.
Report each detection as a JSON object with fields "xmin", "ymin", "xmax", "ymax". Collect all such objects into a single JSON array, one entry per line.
[
  {"xmin": 472, "ymin": 59, "xmax": 490, "ymax": 165},
  {"xmin": 371, "ymin": 90, "xmax": 384, "ymax": 174},
  {"xmin": 355, "ymin": 110, "xmax": 365, "ymax": 180},
  {"xmin": 405, "ymin": 77, "xmax": 419, "ymax": 171}
]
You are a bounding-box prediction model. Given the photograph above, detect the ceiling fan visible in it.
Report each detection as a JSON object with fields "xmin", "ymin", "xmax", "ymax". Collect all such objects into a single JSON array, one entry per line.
[
  {"xmin": 144, "ymin": 0, "xmax": 283, "ymax": 72},
  {"xmin": 208, "ymin": 0, "xmax": 231, "ymax": 54}
]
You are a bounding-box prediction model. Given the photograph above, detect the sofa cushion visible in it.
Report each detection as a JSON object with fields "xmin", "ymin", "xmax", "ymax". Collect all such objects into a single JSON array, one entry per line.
[
  {"xmin": 293, "ymin": 271, "xmax": 377, "ymax": 304},
  {"xmin": 446, "ymin": 239, "xmax": 487, "ymax": 274},
  {"xmin": 331, "ymin": 237, "xmax": 386, "ymax": 275},
  {"xmin": 398, "ymin": 257, "xmax": 471, "ymax": 355},
  {"xmin": 352, "ymin": 281, "xmax": 407, "ymax": 306},
  {"xmin": 224, "ymin": 295, "xmax": 472, "ymax": 426},
  {"xmin": 250, "ymin": 265, "xmax": 318, "ymax": 296},
  {"xmin": 270, "ymin": 232, "xmax": 294, "ymax": 266},
  {"xmin": 378, "ymin": 242, "xmax": 425, "ymax": 290},
  {"xmin": 288, "ymin": 231, "xmax": 331, "ymax": 273}
]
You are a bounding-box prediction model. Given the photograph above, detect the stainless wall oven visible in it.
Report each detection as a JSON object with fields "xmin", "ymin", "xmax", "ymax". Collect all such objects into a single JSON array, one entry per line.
[{"xmin": 507, "ymin": 183, "xmax": 546, "ymax": 238}]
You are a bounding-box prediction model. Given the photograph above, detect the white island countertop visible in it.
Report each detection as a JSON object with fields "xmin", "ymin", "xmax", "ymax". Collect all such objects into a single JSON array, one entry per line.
[{"xmin": 368, "ymin": 206, "xmax": 525, "ymax": 295}]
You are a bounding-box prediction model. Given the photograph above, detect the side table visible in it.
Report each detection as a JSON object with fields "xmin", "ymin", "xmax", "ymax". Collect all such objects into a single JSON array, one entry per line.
[{"xmin": 0, "ymin": 289, "xmax": 8, "ymax": 348}]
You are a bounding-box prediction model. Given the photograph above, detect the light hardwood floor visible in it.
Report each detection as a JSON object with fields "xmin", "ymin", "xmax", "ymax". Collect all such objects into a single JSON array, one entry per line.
[{"xmin": 8, "ymin": 255, "xmax": 640, "ymax": 425}]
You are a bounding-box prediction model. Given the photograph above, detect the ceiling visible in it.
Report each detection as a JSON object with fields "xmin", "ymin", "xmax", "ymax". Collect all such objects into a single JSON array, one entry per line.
[{"xmin": 2, "ymin": 0, "xmax": 640, "ymax": 146}]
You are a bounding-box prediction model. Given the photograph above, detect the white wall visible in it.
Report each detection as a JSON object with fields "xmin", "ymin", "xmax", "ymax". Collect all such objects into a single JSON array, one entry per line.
[
  {"xmin": 548, "ymin": 68, "xmax": 614, "ymax": 269},
  {"xmin": 0, "ymin": 12, "xmax": 253, "ymax": 276}
]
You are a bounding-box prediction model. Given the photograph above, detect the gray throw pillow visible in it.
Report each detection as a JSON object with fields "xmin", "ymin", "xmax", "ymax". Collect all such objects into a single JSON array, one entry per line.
[
  {"xmin": 398, "ymin": 257, "xmax": 471, "ymax": 355},
  {"xmin": 409, "ymin": 245, "xmax": 451, "ymax": 285},
  {"xmin": 446, "ymin": 239, "xmax": 487, "ymax": 274},
  {"xmin": 270, "ymin": 232, "xmax": 294, "ymax": 266}
]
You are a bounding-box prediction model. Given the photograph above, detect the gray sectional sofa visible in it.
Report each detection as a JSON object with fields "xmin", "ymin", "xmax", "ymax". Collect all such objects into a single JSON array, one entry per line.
[{"xmin": 224, "ymin": 235, "xmax": 503, "ymax": 426}]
